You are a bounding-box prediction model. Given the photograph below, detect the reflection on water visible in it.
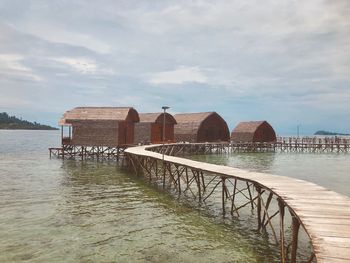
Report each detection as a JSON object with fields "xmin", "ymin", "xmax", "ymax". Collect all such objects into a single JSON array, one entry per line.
[
  {"xmin": 195, "ymin": 153, "xmax": 277, "ymax": 172},
  {"xmin": 190, "ymin": 152, "xmax": 350, "ymax": 196},
  {"xmin": 0, "ymin": 130, "xmax": 279, "ymax": 262}
]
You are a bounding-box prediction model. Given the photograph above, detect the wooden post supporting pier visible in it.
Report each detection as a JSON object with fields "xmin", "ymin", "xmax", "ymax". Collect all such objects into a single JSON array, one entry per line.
[
  {"xmin": 123, "ymin": 143, "xmax": 350, "ymax": 263},
  {"xmin": 291, "ymin": 212, "xmax": 300, "ymax": 263}
]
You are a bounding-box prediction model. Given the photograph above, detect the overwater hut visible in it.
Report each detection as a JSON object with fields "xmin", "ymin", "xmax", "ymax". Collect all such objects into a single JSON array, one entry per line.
[
  {"xmin": 174, "ymin": 112, "xmax": 230, "ymax": 143},
  {"xmin": 134, "ymin": 113, "xmax": 177, "ymax": 144},
  {"xmin": 59, "ymin": 107, "xmax": 139, "ymax": 146},
  {"xmin": 231, "ymin": 121, "xmax": 276, "ymax": 142}
]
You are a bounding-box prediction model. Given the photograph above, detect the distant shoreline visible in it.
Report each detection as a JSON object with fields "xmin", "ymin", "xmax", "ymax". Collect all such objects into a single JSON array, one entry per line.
[
  {"xmin": 314, "ymin": 130, "xmax": 350, "ymax": 136},
  {"xmin": 0, "ymin": 112, "xmax": 58, "ymax": 130},
  {"xmin": 0, "ymin": 128, "xmax": 58, "ymax": 131}
]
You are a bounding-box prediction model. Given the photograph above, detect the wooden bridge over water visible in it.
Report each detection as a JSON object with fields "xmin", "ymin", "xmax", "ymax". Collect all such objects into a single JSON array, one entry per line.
[
  {"xmin": 49, "ymin": 138, "xmax": 350, "ymax": 160},
  {"xmin": 125, "ymin": 143, "xmax": 350, "ymax": 263}
]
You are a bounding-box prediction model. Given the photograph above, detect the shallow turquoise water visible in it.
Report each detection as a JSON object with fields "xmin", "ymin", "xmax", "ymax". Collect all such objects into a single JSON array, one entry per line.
[{"xmin": 0, "ymin": 130, "xmax": 280, "ymax": 262}]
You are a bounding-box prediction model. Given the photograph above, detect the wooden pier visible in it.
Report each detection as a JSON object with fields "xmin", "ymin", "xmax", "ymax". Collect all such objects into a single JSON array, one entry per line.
[
  {"xmin": 149, "ymin": 140, "xmax": 350, "ymax": 155},
  {"xmin": 276, "ymin": 136, "xmax": 350, "ymax": 153},
  {"xmin": 229, "ymin": 141, "xmax": 350, "ymax": 153},
  {"xmin": 49, "ymin": 135, "xmax": 350, "ymax": 160},
  {"xmin": 49, "ymin": 145, "xmax": 127, "ymax": 160},
  {"xmin": 125, "ymin": 143, "xmax": 350, "ymax": 263}
]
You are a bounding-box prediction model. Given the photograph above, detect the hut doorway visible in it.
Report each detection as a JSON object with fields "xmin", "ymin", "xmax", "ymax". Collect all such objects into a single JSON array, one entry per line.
[{"xmin": 151, "ymin": 124, "xmax": 163, "ymax": 143}]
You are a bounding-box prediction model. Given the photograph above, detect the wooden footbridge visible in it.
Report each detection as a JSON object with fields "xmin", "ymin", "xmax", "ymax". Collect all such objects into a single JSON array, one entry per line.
[
  {"xmin": 49, "ymin": 139, "xmax": 350, "ymax": 161},
  {"xmin": 228, "ymin": 141, "xmax": 349, "ymax": 153},
  {"xmin": 125, "ymin": 143, "xmax": 350, "ymax": 263},
  {"xmin": 49, "ymin": 145, "xmax": 128, "ymax": 160},
  {"xmin": 49, "ymin": 135, "xmax": 350, "ymax": 160}
]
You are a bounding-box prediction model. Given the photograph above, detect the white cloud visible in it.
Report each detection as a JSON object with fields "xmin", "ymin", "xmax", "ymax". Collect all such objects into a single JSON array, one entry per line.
[
  {"xmin": 0, "ymin": 94, "xmax": 33, "ymax": 109},
  {"xmin": 52, "ymin": 57, "xmax": 114, "ymax": 75},
  {"xmin": 21, "ymin": 24, "xmax": 111, "ymax": 54},
  {"xmin": 0, "ymin": 53, "xmax": 41, "ymax": 81},
  {"xmin": 0, "ymin": 54, "xmax": 27, "ymax": 71},
  {"xmin": 76, "ymin": 86, "xmax": 107, "ymax": 95},
  {"xmin": 148, "ymin": 66, "xmax": 207, "ymax": 85},
  {"xmin": 112, "ymin": 95, "xmax": 162, "ymax": 112},
  {"xmin": 0, "ymin": 0, "xmax": 349, "ymax": 133}
]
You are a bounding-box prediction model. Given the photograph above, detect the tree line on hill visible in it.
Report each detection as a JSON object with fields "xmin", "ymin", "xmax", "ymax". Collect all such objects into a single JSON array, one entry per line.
[
  {"xmin": 314, "ymin": 130, "xmax": 350, "ymax": 136},
  {"xmin": 0, "ymin": 112, "xmax": 58, "ymax": 130}
]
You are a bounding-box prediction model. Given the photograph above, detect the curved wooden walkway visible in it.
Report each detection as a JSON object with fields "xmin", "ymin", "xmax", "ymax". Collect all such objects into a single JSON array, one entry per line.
[{"xmin": 125, "ymin": 144, "xmax": 350, "ymax": 263}]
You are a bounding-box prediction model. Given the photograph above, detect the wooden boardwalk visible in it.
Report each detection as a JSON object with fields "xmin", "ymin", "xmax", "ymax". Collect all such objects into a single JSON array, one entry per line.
[
  {"xmin": 49, "ymin": 145, "xmax": 127, "ymax": 160},
  {"xmin": 48, "ymin": 136, "xmax": 350, "ymax": 160},
  {"xmin": 125, "ymin": 144, "xmax": 350, "ymax": 263},
  {"xmin": 150, "ymin": 141, "xmax": 350, "ymax": 154},
  {"xmin": 227, "ymin": 141, "xmax": 349, "ymax": 153}
]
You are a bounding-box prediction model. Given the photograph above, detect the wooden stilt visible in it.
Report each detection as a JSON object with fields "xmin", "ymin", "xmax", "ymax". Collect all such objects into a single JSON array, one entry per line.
[
  {"xmin": 278, "ymin": 199, "xmax": 286, "ymax": 263},
  {"xmin": 256, "ymin": 185, "xmax": 262, "ymax": 231},
  {"xmin": 306, "ymin": 253, "xmax": 315, "ymax": 263},
  {"xmin": 162, "ymin": 161, "xmax": 166, "ymax": 188},
  {"xmin": 196, "ymin": 170, "xmax": 202, "ymax": 200},
  {"xmin": 246, "ymin": 182, "xmax": 254, "ymax": 210},
  {"xmin": 291, "ymin": 213, "xmax": 300, "ymax": 263},
  {"xmin": 222, "ymin": 177, "xmax": 226, "ymax": 215}
]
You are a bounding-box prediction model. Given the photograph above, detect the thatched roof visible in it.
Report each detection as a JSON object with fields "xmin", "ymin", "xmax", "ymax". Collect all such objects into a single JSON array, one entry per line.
[
  {"xmin": 59, "ymin": 107, "xmax": 139, "ymax": 125},
  {"xmin": 174, "ymin": 112, "xmax": 230, "ymax": 142},
  {"xmin": 232, "ymin": 121, "xmax": 265, "ymax": 133},
  {"xmin": 174, "ymin": 112, "xmax": 214, "ymax": 134},
  {"xmin": 139, "ymin": 113, "xmax": 177, "ymax": 124},
  {"xmin": 174, "ymin": 112, "xmax": 213, "ymax": 124},
  {"xmin": 231, "ymin": 121, "xmax": 276, "ymax": 142}
]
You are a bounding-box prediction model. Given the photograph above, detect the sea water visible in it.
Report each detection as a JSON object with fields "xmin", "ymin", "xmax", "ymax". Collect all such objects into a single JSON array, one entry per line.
[{"xmin": 1, "ymin": 130, "xmax": 348, "ymax": 262}]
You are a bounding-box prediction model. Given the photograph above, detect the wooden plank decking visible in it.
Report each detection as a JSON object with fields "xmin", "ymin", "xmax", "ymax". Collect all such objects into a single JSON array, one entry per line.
[{"xmin": 125, "ymin": 144, "xmax": 350, "ymax": 263}]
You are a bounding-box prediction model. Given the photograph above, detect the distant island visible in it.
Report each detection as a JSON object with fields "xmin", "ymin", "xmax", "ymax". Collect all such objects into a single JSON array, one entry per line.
[
  {"xmin": 314, "ymin": 130, "xmax": 350, "ymax": 136},
  {"xmin": 0, "ymin": 112, "xmax": 58, "ymax": 130}
]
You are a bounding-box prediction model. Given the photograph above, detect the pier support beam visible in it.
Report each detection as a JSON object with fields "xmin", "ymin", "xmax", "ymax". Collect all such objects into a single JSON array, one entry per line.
[
  {"xmin": 291, "ymin": 212, "xmax": 300, "ymax": 263},
  {"xmin": 278, "ymin": 199, "xmax": 286, "ymax": 263}
]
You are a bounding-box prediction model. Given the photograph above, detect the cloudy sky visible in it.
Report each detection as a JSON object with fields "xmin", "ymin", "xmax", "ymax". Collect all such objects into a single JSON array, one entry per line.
[{"xmin": 0, "ymin": 0, "xmax": 349, "ymax": 134}]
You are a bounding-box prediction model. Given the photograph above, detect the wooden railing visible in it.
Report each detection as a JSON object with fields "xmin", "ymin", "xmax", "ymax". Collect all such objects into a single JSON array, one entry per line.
[{"xmin": 125, "ymin": 143, "xmax": 350, "ymax": 263}]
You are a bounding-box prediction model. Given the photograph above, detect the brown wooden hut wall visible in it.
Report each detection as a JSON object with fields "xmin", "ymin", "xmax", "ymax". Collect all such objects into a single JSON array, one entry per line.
[
  {"xmin": 70, "ymin": 120, "xmax": 119, "ymax": 146},
  {"xmin": 174, "ymin": 130, "xmax": 197, "ymax": 142},
  {"xmin": 70, "ymin": 120, "xmax": 136, "ymax": 146},
  {"xmin": 124, "ymin": 109, "xmax": 139, "ymax": 145},
  {"xmin": 153, "ymin": 114, "xmax": 175, "ymax": 143},
  {"xmin": 197, "ymin": 114, "xmax": 230, "ymax": 142},
  {"xmin": 134, "ymin": 113, "xmax": 176, "ymax": 144},
  {"xmin": 231, "ymin": 121, "xmax": 276, "ymax": 142},
  {"xmin": 230, "ymin": 132, "xmax": 253, "ymax": 142},
  {"xmin": 134, "ymin": 123, "xmax": 152, "ymax": 144},
  {"xmin": 163, "ymin": 123, "xmax": 175, "ymax": 142},
  {"xmin": 150, "ymin": 123, "xmax": 175, "ymax": 143},
  {"xmin": 174, "ymin": 112, "xmax": 230, "ymax": 143},
  {"xmin": 117, "ymin": 122, "xmax": 127, "ymax": 145},
  {"xmin": 253, "ymin": 122, "xmax": 276, "ymax": 142},
  {"xmin": 151, "ymin": 123, "xmax": 161, "ymax": 143},
  {"xmin": 125, "ymin": 121, "xmax": 135, "ymax": 145},
  {"xmin": 61, "ymin": 107, "xmax": 139, "ymax": 146},
  {"xmin": 134, "ymin": 123, "xmax": 174, "ymax": 144}
]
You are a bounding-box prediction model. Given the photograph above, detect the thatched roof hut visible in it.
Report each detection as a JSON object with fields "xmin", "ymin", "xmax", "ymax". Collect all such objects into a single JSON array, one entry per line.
[
  {"xmin": 59, "ymin": 107, "xmax": 139, "ymax": 123},
  {"xmin": 231, "ymin": 121, "xmax": 276, "ymax": 142},
  {"xmin": 174, "ymin": 112, "xmax": 230, "ymax": 143},
  {"xmin": 59, "ymin": 107, "xmax": 139, "ymax": 146},
  {"xmin": 134, "ymin": 113, "xmax": 177, "ymax": 144}
]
